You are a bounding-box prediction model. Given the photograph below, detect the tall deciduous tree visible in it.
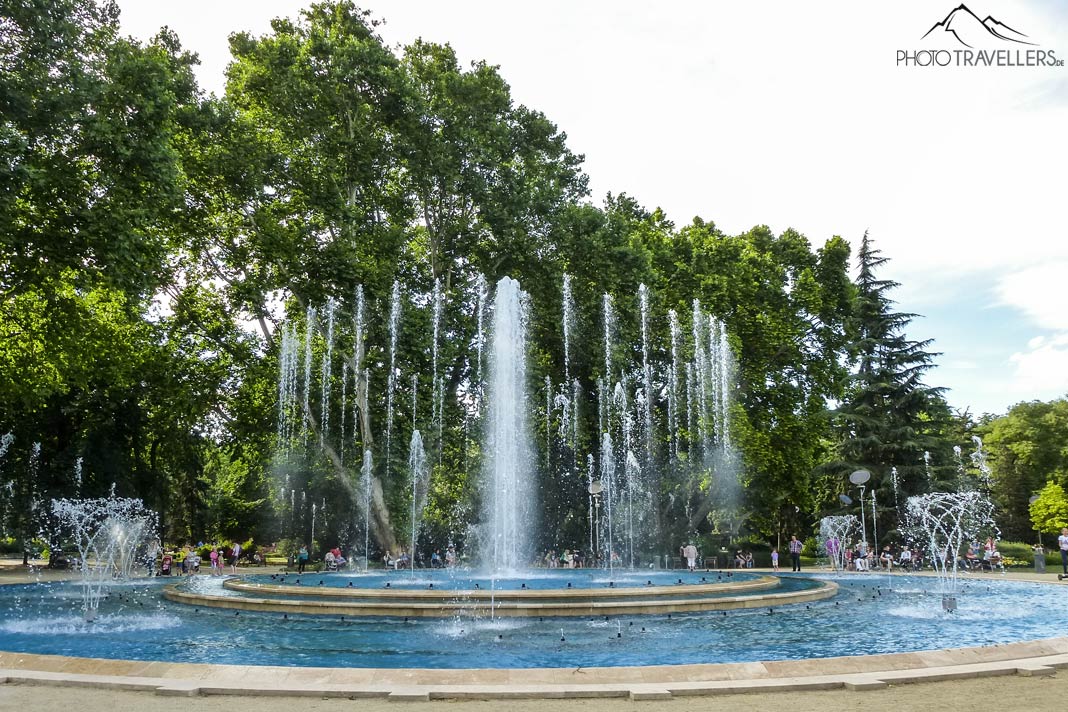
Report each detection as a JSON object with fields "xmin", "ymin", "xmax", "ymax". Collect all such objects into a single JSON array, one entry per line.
[{"xmin": 983, "ymin": 398, "xmax": 1068, "ymax": 540}]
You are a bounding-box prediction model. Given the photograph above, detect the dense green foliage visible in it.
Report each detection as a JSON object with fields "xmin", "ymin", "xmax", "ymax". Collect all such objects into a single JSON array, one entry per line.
[
  {"xmin": 2, "ymin": 0, "xmax": 1061, "ymax": 562},
  {"xmin": 983, "ymin": 399, "xmax": 1068, "ymax": 540},
  {"xmin": 1029, "ymin": 481, "xmax": 1068, "ymax": 536}
]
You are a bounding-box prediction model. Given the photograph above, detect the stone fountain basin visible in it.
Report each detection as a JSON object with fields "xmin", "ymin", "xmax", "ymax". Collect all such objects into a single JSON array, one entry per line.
[{"xmin": 163, "ymin": 574, "xmax": 838, "ymax": 617}]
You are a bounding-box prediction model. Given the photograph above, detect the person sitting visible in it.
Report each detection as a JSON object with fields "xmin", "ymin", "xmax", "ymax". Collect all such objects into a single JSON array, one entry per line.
[
  {"xmin": 880, "ymin": 546, "xmax": 894, "ymax": 571},
  {"xmin": 431, "ymin": 550, "xmax": 443, "ymax": 568},
  {"xmin": 396, "ymin": 550, "xmax": 410, "ymax": 569},
  {"xmin": 854, "ymin": 544, "xmax": 868, "ymax": 571},
  {"xmin": 981, "ymin": 541, "xmax": 1002, "ymax": 571},
  {"xmin": 898, "ymin": 548, "xmax": 912, "ymax": 569},
  {"xmin": 445, "ymin": 546, "xmax": 457, "ymax": 567},
  {"xmin": 324, "ymin": 550, "xmax": 337, "ymax": 571}
]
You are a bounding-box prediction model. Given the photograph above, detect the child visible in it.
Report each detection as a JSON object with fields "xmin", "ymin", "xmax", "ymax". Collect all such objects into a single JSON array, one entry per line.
[{"xmin": 771, "ymin": 548, "xmax": 779, "ymax": 572}]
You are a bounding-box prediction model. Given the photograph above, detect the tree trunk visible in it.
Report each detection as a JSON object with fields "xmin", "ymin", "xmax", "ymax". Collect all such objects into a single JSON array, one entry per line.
[
  {"xmin": 305, "ymin": 402, "xmax": 398, "ymax": 555},
  {"xmin": 292, "ymin": 288, "xmax": 399, "ymax": 556}
]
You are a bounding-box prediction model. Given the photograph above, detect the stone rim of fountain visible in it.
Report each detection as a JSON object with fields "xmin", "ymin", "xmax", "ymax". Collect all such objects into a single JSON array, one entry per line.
[{"xmin": 163, "ymin": 575, "xmax": 836, "ymax": 617}]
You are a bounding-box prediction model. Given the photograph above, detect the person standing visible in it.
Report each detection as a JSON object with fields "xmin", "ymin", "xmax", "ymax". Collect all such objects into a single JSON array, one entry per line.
[
  {"xmin": 683, "ymin": 542, "xmax": 698, "ymax": 571},
  {"xmin": 771, "ymin": 548, "xmax": 780, "ymax": 572},
  {"xmin": 1058, "ymin": 528, "xmax": 1068, "ymax": 575},
  {"xmin": 297, "ymin": 544, "xmax": 309, "ymax": 574},
  {"xmin": 230, "ymin": 540, "xmax": 242, "ymax": 573},
  {"xmin": 789, "ymin": 535, "xmax": 803, "ymax": 572}
]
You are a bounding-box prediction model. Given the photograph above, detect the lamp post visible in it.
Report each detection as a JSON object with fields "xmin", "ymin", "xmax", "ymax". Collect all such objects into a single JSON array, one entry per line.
[{"xmin": 850, "ymin": 470, "xmax": 872, "ymax": 558}]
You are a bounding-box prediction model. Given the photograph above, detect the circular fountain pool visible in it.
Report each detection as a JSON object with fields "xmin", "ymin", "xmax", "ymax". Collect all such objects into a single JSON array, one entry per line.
[{"xmin": 0, "ymin": 572, "xmax": 1062, "ymax": 669}]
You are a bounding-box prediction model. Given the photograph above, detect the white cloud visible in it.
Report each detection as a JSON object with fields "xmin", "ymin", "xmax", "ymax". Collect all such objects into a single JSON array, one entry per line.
[
  {"xmin": 1008, "ymin": 333, "xmax": 1068, "ymax": 396},
  {"xmin": 994, "ymin": 262, "xmax": 1068, "ymax": 331}
]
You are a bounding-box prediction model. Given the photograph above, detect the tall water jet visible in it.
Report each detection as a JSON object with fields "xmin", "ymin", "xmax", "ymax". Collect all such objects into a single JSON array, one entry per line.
[
  {"xmin": 339, "ymin": 362, "xmax": 348, "ymax": 465},
  {"xmin": 586, "ymin": 454, "xmax": 595, "ymax": 556},
  {"xmin": 638, "ymin": 285, "xmax": 656, "ymax": 548},
  {"xmin": 484, "ymin": 277, "xmax": 535, "ymax": 573},
  {"xmin": 624, "ymin": 450, "xmax": 641, "ymax": 568},
  {"xmin": 0, "ymin": 432, "xmax": 13, "ymax": 460},
  {"xmin": 277, "ymin": 324, "xmax": 299, "ymax": 454},
  {"xmin": 668, "ymin": 310, "xmax": 681, "ymax": 462},
  {"xmin": 385, "ymin": 281, "xmax": 402, "ymax": 480},
  {"xmin": 320, "ymin": 297, "xmax": 337, "ymax": 444},
  {"xmin": 638, "ymin": 284, "xmax": 654, "ymax": 471},
  {"xmin": 358, "ymin": 449, "xmax": 373, "ymax": 569},
  {"xmin": 352, "ymin": 285, "xmax": 366, "ymax": 455},
  {"xmin": 602, "ymin": 294, "xmax": 615, "ymax": 426},
  {"xmin": 562, "ymin": 274, "xmax": 574, "ymax": 385},
  {"xmin": 431, "ymin": 278, "xmax": 444, "ymax": 464},
  {"xmin": 354, "ymin": 285, "xmax": 365, "ymax": 374},
  {"xmin": 685, "ymin": 362, "xmax": 696, "ymax": 463},
  {"xmin": 571, "ymin": 378, "xmax": 580, "ymax": 457},
  {"xmin": 691, "ymin": 301, "xmax": 708, "ymax": 458},
  {"xmin": 302, "ymin": 306, "xmax": 316, "ymax": 445},
  {"xmin": 545, "ymin": 375, "xmax": 553, "ymax": 471},
  {"xmin": 600, "ymin": 431, "xmax": 616, "ymax": 573},
  {"xmin": 408, "ymin": 430, "xmax": 428, "ymax": 572}
]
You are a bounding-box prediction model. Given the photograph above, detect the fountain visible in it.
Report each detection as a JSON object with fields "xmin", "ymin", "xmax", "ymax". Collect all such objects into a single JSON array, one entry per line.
[
  {"xmin": 49, "ymin": 495, "xmax": 158, "ymax": 621},
  {"xmin": 818, "ymin": 515, "xmax": 859, "ymax": 572},
  {"xmin": 408, "ymin": 430, "xmax": 428, "ymax": 572},
  {"xmin": 5, "ymin": 276, "xmax": 1068, "ymax": 691},
  {"xmin": 483, "ymin": 277, "xmax": 535, "ymax": 573},
  {"xmin": 905, "ymin": 490, "xmax": 997, "ymax": 610}
]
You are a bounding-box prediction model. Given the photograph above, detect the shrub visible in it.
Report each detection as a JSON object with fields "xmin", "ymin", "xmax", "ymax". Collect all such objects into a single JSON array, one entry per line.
[{"xmin": 997, "ymin": 540, "xmax": 1037, "ymax": 567}]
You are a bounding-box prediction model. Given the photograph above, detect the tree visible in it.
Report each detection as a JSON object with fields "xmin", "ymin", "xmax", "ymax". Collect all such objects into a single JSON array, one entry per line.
[
  {"xmin": 983, "ymin": 398, "xmax": 1068, "ymax": 540},
  {"xmin": 1030, "ymin": 481, "xmax": 1068, "ymax": 535},
  {"xmin": 832, "ymin": 232, "xmax": 948, "ymax": 536}
]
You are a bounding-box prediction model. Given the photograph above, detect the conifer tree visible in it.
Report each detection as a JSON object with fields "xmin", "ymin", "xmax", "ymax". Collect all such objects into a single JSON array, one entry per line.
[{"xmin": 834, "ymin": 233, "xmax": 948, "ymax": 529}]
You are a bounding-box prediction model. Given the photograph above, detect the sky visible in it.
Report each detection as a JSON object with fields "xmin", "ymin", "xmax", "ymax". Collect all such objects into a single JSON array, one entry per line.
[{"xmin": 117, "ymin": 0, "xmax": 1068, "ymax": 417}]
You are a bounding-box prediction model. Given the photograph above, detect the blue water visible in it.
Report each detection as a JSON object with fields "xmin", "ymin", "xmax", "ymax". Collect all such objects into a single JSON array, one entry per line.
[{"xmin": 0, "ymin": 572, "xmax": 1063, "ymax": 669}]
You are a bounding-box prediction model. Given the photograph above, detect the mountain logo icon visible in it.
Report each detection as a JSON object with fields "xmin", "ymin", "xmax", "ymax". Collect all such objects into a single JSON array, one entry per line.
[{"xmin": 922, "ymin": 4, "xmax": 1036, "ymax": 48}]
